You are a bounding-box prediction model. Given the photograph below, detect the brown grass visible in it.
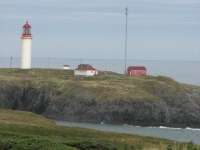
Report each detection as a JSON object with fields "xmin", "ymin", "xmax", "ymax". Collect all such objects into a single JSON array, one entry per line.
[{"xmin": 0, "ymin": 109, "xmax": 57, "ymax": 128}]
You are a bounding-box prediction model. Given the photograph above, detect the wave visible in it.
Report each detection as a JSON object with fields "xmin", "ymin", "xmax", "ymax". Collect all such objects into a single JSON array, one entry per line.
[
  {"xmin": 159, "ymin": 126, "xmax": 181, "ymax": 129},
  {"xmin": 125, "ymin": 124, "xmax": 200, "ymax": 131},
  {"xmin": 100, "ymin": 122, "xmax": 104, "ymax": 124},
  {"xmin": 158, "ymin": 126, "xmax": 200, "ymax": 130},
  {"xmin": 185, "ymin": 127, "xmax": 200, "ymax": 131}
]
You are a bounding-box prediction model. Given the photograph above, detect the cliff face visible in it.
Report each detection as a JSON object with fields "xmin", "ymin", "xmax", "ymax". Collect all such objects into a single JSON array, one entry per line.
[
  {"xmin": 0, "ymin": 84, "xmax": 51, "ymax": 114},
  {"xmin": 0, "ymin": 83, "xmax": 200, "ymax": 128},
  {"xmin": 43, "ymin": 89, "xmax": 200, "ymax": 127}
]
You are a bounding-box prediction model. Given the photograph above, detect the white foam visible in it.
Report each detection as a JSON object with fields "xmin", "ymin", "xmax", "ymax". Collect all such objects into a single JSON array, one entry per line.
[
  {"xmin": 158, "ymin": 126, "xmax": 182, "ymax": 130},
  {"xmin": 185, "ymin": 127, "xmax": 200, "ymax": 131},
  {"xmin": 157, "ymin": 126, "xmax": 200, "ymax": 130},
  {"xmin": 159, "ymin": 126, "xmax": 168, "ymax": 129}
]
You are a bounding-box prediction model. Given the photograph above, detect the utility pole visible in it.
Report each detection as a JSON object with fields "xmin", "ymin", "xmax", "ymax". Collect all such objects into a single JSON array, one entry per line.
[
  {"xmin": 125, "ymin": 7, "xmax": 128, "ymax": 75},
  {"xmin": 48, "ymin": 57, "xmax": 49, "ymax": 68},
  {"xmin": 10, "ymin": 55, "xmax": 12, "ymax": 68},
  {"xmin": 105, "ymin": 60, "xmax": 106, "ymax": 72}
]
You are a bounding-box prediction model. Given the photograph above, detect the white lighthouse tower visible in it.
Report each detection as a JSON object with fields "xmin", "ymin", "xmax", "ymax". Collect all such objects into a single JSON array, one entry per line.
[{"xmin": 21, "ymin": 21, "xmax": 32, "ymax": 69}]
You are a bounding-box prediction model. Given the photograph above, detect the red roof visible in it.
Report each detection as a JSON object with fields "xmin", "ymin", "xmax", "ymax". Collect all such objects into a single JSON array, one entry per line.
[
  {"xmin": 127, "ymin": 66, "xmax": 146, "ymax": 70},
  {"xmin": 75, "ymin": 68, "xmax": 96, "ymax": 71},
  {"xmin": 75, "ymin": 64, "xmax": 97, "ymax": 71},
  {"xmin": 23, "ymin": 21, "xmax": 31, "ymax": 28}
]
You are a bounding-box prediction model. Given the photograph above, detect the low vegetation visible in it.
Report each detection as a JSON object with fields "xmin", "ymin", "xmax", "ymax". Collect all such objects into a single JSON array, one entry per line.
[
  {"xmin": 0, "ymin": 68, "xmax": 199, "ymax": 101},
  {"xmin": 0, "ymin": 69, "xmax": 200, "ymax": 149},
  {"xmin": 0, "ymin": 109, "xmax": 199, "ymax": 150}
]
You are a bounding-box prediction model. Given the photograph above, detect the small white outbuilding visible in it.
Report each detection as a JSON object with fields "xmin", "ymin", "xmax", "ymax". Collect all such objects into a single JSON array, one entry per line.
[{"xmin": 62, "ymin": 65, "xmax": 70, "ymax": 70}]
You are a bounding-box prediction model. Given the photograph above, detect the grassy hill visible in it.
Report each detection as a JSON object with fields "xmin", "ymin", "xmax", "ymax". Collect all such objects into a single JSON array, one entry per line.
[
  {"xmin": 0, "ymin": 108, "xmax": 198, "ymax": 150},
  {"xmin": 0, "ymin": 68, "xmax": 199, "ymax": 101}
]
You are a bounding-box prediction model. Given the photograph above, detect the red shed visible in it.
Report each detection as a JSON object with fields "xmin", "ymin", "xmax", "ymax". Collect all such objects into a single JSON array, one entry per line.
[{"xmin": 127, "ymin": 66, "xmax": 147, "ymax": 76}]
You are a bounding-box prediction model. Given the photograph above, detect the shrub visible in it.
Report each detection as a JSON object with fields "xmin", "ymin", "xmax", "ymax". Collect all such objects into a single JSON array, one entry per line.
[
  {"xmin": 12, "ymin": 138, "xmax": 75, "ymax": 150},
  {"xmin": 0, "ymin": 140, "xmax": 17, "ymax": 149},
  {"xmin": 187, "ymin": 141, "xmax": 200, "ymax": 150}
]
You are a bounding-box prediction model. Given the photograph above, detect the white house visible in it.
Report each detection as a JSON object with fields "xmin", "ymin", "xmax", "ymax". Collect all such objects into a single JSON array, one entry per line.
[
  {"xmin": 62, "ymin": 65, "xmax": 70, "ymax": 70},
  {"xmin": 74, "ymin": 64, "xmax": 98, "ymax": 76}
]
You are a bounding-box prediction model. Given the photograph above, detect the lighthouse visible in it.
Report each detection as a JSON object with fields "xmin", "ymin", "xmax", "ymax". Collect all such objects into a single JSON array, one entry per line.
[{"xmin": 21, "ymin": 21, "xmax": 32, "ymax": 69}]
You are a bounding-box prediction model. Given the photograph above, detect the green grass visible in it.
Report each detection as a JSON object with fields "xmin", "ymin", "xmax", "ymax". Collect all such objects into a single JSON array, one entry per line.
[
  {"xmin": 0, "ymin": 68, "xmax": 199, "ymax": 102},
  {"xmin": 0, "ymin": 69, "xmax": 200, "ymax": 149},
  {"xmin": 1, "ymin": 109, "xmax": 200, "ymax": 150}
]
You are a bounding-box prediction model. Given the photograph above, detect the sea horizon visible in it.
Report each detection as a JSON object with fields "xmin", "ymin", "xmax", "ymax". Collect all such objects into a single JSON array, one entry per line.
[{"xmin": 1, "ymin": 57, "xmax": 200, "ymax": 86}]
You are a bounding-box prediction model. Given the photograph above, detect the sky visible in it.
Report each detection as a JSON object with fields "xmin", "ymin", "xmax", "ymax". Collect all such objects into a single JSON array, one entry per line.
[{"xmin": 0, "ymin": 0, "xmax": 200, "ymax": 61}]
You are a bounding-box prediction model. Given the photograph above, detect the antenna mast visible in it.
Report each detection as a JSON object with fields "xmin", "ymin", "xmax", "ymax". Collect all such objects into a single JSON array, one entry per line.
[{"xmin": 125, "ymin": 7, "xmax": 128, "ymax": 75}]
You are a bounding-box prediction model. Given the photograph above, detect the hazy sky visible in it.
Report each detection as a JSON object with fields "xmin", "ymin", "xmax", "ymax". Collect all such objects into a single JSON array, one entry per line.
[{"xmin": 0, "ymin": 0, "xmax": 199, "ymax": 61}]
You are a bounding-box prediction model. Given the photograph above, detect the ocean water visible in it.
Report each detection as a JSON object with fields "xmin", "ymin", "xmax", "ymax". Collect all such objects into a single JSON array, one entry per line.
[
  {"xmin": 55, "ymin": 120, "xmax": 200, "ymax": 145},
  {"xmin": 1, "ymin": 57, "xmax": 200, "ymax": 86}
]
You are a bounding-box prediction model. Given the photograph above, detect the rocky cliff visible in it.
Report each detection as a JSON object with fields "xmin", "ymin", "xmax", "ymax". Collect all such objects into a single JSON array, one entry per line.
[
  {"xmin": 0, "ymin": 84, "xmax": 51, "ymax": 114},
  {"xmin": 0, "ymin": 81, "xmax": 200, "ymax": 128},
  {"xmin": 42, "ymin": 86, "xmax": 200, "ymax": 127}
]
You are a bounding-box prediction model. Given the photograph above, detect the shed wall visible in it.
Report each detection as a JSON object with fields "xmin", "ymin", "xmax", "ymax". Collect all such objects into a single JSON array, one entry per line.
[{"xmin": 129, "ymin": 70, "xmax": 146, "ymax": 75}]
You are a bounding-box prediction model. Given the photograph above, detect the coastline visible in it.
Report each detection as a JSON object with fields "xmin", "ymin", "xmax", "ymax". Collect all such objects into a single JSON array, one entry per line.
[{"xmin": 54, "ymin": 120, "xmax": 200, "ymax": 145}]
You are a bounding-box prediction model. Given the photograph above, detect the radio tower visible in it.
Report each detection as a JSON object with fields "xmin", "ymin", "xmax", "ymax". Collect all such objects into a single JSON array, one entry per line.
[{"xmin": 125, "ymin": 7, "xmax": 128, "ymax": 75}]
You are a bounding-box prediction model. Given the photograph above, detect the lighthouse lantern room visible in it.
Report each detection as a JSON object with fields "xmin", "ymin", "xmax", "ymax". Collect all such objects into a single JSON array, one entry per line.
[{"xmin": 21, "ymin": 21, "xmax": 32, "ymax": 69}]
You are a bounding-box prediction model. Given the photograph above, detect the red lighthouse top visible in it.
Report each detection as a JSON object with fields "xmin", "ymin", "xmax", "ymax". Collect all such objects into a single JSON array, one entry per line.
[
  {"xmin": 21, "ymin": 20, "xmax": 32, "ymax": 38},
  {"xmin": 23, "ymin": 21, "xmax": 31, "ymax": 28}
]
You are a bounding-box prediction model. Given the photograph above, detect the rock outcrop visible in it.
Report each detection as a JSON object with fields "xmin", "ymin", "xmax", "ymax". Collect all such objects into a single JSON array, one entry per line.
[
  {"xmin": 0, "ymin": 84, "xmax": 51, "ymax": 114},
  {"xmin": 0, "ymin": 82, "xmax": 200, "ymax": 128}
]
